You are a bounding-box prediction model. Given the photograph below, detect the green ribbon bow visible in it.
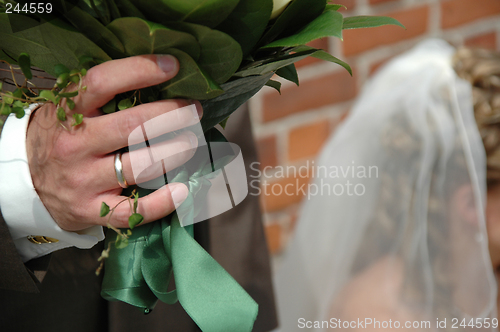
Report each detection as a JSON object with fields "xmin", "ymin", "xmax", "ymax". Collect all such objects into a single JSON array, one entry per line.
[{"xmin": 101, "ymin": 133, "xmax": 258, "ymax": 332}]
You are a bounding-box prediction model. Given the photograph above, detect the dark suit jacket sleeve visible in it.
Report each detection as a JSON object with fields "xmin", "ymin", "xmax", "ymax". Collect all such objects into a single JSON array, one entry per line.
[{"xmin": 0, "ymin": 209, "xmax": 51, "ymax": 293}]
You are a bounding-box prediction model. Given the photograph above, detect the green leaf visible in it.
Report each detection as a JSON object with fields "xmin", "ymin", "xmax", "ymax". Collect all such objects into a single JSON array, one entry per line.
[
  {"xmin": 200, "ymin": 73, "xmax": 273, "ymax": 132},
  {"xmin": 54, "ymin": 64, "xmax": 70, "ymax": 77},
  {"xmin": 0, "ymin": 103, "xmax": 11, "ymax": 115},
  {"xmin": 13, "ymin": 106, "xmax": 25, "ymax": 118},
  {"xmin": 130, "ymin": 0, "xmax": 239, "ymax": 28},
  {"xmin": 325, "ymin": 4, "xmax": 345, "ymax": 11},
  {"xmin": 218, "ymin": 116, "xmax": 229, "ymax": 129},
  {"xmin": 72, "ymin": 113, "xmax": 83, "ymax": 126},
  {"xmin": 258, "ymin": 0, "xmax": 325, "ymax": 47},
  {"xmin": 57, "ymin": 5, "xmax": 126, "ymax": 58},
  {"xmin": 0, "ymin": 14, "xmax": 111, "ymax": 77},
  {"xmin": 117, "ymin": 98, "xmax": 133, "ymax": 110},
  {"xmin": 264, "ymin": 10, "xmax": 343, "ymax": 48},
  {"xmin": 234, "ymin": 49, "xmax": 317, "ymax": 77},
  {"xmin": 100, "ymin": 202, "xmax": 110, "ymax": 217},
  {"xmin": 167, "ymin": 22, "xmax": 242, "ymax": 84},
  {"xmin": 59, "ymin": 91, "xmax": 79, "ymax": 98},
  {"xmin": 216, "ymin": 0, "xmax": 273, "ymax": 57},
  {"xmin": 56, "ymin": 72, "xmax": 70, "ymax": 88},
  {"xmin": 265, "ymin": 79, "xmax": 281, "ymax": 94},
  {"xmin": 160, "ymin": 48, "xmax": 224, "ymax": 100},
  {"xmin": 66, "ymin": 98, "xmax": 75, "ymax": 110},
  {"xmin": 276, "ymin": 64, "xmax": 299, "ymax": 86},
  {"xmin": 115, "ymin": 234, "xmax": 129, "ymax": 249},
  {"xmin": 2, "ymin": 92, "xmax": 14, "ymax": 105},
  {"xmin": 79, "ymin": 55, "xmax": 94, "ymax": 67},
  {"xmin": 342, "ymin": 16, "xmax": 405, "ymax": 30},
  {"xmin": 293, "ymin": 45, "xmax": 352, "ymax": 75},
  {"xmin": 113, "ymin": 0, "xmax": 146, "ymax": 19},
  {"xmin": 102, "ymin": 98, "xmax": 116, "ymax": 113},
  {"xmin": 18, "ymin": 53, "xmax": 32, "ymax": 79},
  {"xmin": 40, "ymin": 90, "xmax": 57, "ymax": 104},
  {"xmin": 128, "ymin": 213, "xmax": 143, "ymax": 229},
  {"xmin": 106, "ymin": 17, "xmax": 200, "ymax": 59},
  {"xmin": 57, "ymin": 107, "xmax": 67, "ymax": 121},
  {"xmin": 0, "ymin": 82, "xmax": 3, "ymax": 90}
]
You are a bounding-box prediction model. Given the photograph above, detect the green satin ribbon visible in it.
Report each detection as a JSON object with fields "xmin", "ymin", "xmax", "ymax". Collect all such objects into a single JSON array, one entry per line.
[{"xmin": 101, "ymin": 137, "xmax": 258, "ymax": 332}]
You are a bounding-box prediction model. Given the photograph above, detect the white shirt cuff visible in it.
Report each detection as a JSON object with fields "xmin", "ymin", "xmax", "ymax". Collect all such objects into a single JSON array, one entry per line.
[{"xmin": 0, "ymin": 104, "xmax": 104, "ymax": 262}]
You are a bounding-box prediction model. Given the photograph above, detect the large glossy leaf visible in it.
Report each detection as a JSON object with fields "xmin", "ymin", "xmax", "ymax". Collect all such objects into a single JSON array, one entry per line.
[
  {"xmin": 263, "ymin": 10, "xmax": 343, "ymax": 48},
  {"xmin": 129, "ymin": 0, "xmax": 239, "ymax": 28},
  {"xmin": 258, "ymin": 0, "xmax": 325, "ymax": 47},
  {"xmin": 293, "ymin": 45, "xmax": 352, "ymax": 75},
  {"xmin": 79, "ymin": 0, "xmax": 111, "ymax": 25},
  {"xmin": 216, "ymin": 0, "xmax": 272, "ymax": 57},
  {"xmin": 276, "ymin": 64, "xmax": 298, "ymax": 85},
  {"xmin": 107, "ymin": 17, "xmax": 199, "ymax": 59},
  {"xmin": 0, "ymin": 14, "xmax": 111, "ymax": 76},
  {"xmin": 113, "ymin": 0, "xmax": 146, "ymax": 19},
  {"xmin": 200, "ymin": 73, "xmax": 273, "ymax": 131},
  {"xmin": 167, "ymin": 22, "xmax": 242, "ymax": 84},
  {"xmin": 234, "ymin": 49, "xmax": 316, "ymax": 77},
  {"xmin": 343, "ymin": 16, "xmax": 405, "ymax": 30},
  {"xmin": 160, "ymin": 48, "xmax": 224, "ymax": 100},
  {"xmin": 57, "ymin": 5, "xmax": 126, "ymax": 58}
]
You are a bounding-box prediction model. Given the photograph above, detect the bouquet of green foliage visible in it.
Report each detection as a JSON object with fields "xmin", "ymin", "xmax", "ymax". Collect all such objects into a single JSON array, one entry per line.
[{"xmin": 0, "ymin": 0, "xmax": 403, "ymax": 331}]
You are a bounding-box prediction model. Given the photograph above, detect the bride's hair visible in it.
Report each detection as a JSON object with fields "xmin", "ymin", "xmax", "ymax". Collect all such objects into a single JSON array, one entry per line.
[{"xmin": 454, "ymin": 47, "xmax": 500, "ymax": 186}]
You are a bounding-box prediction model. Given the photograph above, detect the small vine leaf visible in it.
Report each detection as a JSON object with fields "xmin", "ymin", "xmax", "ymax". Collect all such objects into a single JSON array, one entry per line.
[
  {"xmin": 70, "ymin": 75, "xmax": 80, "ymax": 84},
  {"xmin": 39, "ymin": 90, "xmax": 57, "ymax": 104},
  {"xmin": 57, "ymin": 107, "xmax": 67, "ymax": 121},
  {"xmin": 13, "ymin": 89, "xmax": 23, "ymax": 99},
  {"xmin": 72, "ymin": 113, "xmax": 83, "ymax": 126},
  {"xmin": 78, "ymin": 55, "xmax": 94, "ymax": 67},
  {"xmin": 126, "ymin": 229, "xmax": 132, "ymax": 236},
  {"xmin": 59, "ymin": 91, "xmax": 79, "ymax": 98},
  {"xmin": 0, "ymin": 103, "xmax": 11, "ymax": 116},
  {"xmin": 14, "ymin": 107, "xmax": 25, "ymax": 119},
  {"xmin": 128, "ymin": 213, "xmax": 144, "ymax": 229},
  {"xmin": 102, "ymin": 98, "xmax": 116, "ymax": 113},
  {"xmin": 115, "ymin": 234, "xmax": 129, "ymax": 249},
  {"xmin": 3, "ymin": 92, "xmax": 14, "ymax": 105},
  {"xmin": 54, "ymin": 64, "xmax": 70, "ymax": 77},
  {"xmin": 18, "ymin": 53, "xmax": 32, "ymax": 80},
  {"xmin": 118, "ymin": 98, "xmax": 133, "ymax": 110},
  {"xmin": 100, "ymin": 202, "xmax": 110, "ymax": 217},
  {"xmin": 66, "ymin": 99, "xmax": 75, "ymax": 110},
  {"xmin": 56, "ymin": 73, "xmax": 70, "ymax": 88},
  {"xmin": 80, "ymin": 68, "xmax": 87, "ymax": 76}
]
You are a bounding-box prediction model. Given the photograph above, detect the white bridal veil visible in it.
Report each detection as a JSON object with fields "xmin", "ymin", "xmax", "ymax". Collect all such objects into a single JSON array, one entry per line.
[{"xmin": 274, "ymin": 39, "xmax": 498, "ymax": 331}]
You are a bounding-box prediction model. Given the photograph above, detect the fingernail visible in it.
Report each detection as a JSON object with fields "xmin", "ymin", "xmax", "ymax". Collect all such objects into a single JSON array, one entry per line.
[
  {"xmin": 187, "ymin": 100, "xmax": 203, "ymax": 119},
  {"xmin": 170, "ymin": 184, "xmax": 188, "ymax": 206},
  {"xmin": 157, "ymin": 55, "xmax": 178, "ymax": 73},
  {"xmin": 188, "ymin": 132, "xmax": 198, "ymax": 148}
]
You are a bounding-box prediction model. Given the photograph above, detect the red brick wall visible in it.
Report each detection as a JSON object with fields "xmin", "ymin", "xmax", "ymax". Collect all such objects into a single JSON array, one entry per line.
[{"xmin": 249, "ymin": 0, "xmax": 500, "ymax": 255}]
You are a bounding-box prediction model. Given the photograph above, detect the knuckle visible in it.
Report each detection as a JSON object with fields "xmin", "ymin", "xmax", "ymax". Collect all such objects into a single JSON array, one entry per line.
[
  {"xmin": 112, "ymin": 207, "xmax": 131, "ymax": 228},
  {"xmin": 84, "ymin": 68, "xmax": 106, "ymax": 96}
]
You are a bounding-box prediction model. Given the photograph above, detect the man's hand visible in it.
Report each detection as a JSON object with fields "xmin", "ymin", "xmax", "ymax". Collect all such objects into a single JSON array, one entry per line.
[{"xmin": 26, "ymin": 55, "xmax": 201, "ymax": 232}]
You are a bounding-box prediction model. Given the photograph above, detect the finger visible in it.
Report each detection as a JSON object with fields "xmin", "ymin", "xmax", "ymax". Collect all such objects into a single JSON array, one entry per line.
[
  {"xmin": 96, "ymin": 131, "xmax": 198, "ymax": 189},
  {"xmin": 95, "ymin": 183, "xmax": 189, "ymax": 228},
  {"xmin": 85, "ymin": 100, "xmax": 202, "ymax": 154},
  {"xmin": 71, "ymin": 55, "xmax": 179, "ymax": 115}
]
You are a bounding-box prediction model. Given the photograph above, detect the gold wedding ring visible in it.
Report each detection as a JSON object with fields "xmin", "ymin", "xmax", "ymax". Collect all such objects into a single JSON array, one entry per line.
[{"xmin": 114, "ymin": 152, "xmax": 129, "ymax": 189}]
